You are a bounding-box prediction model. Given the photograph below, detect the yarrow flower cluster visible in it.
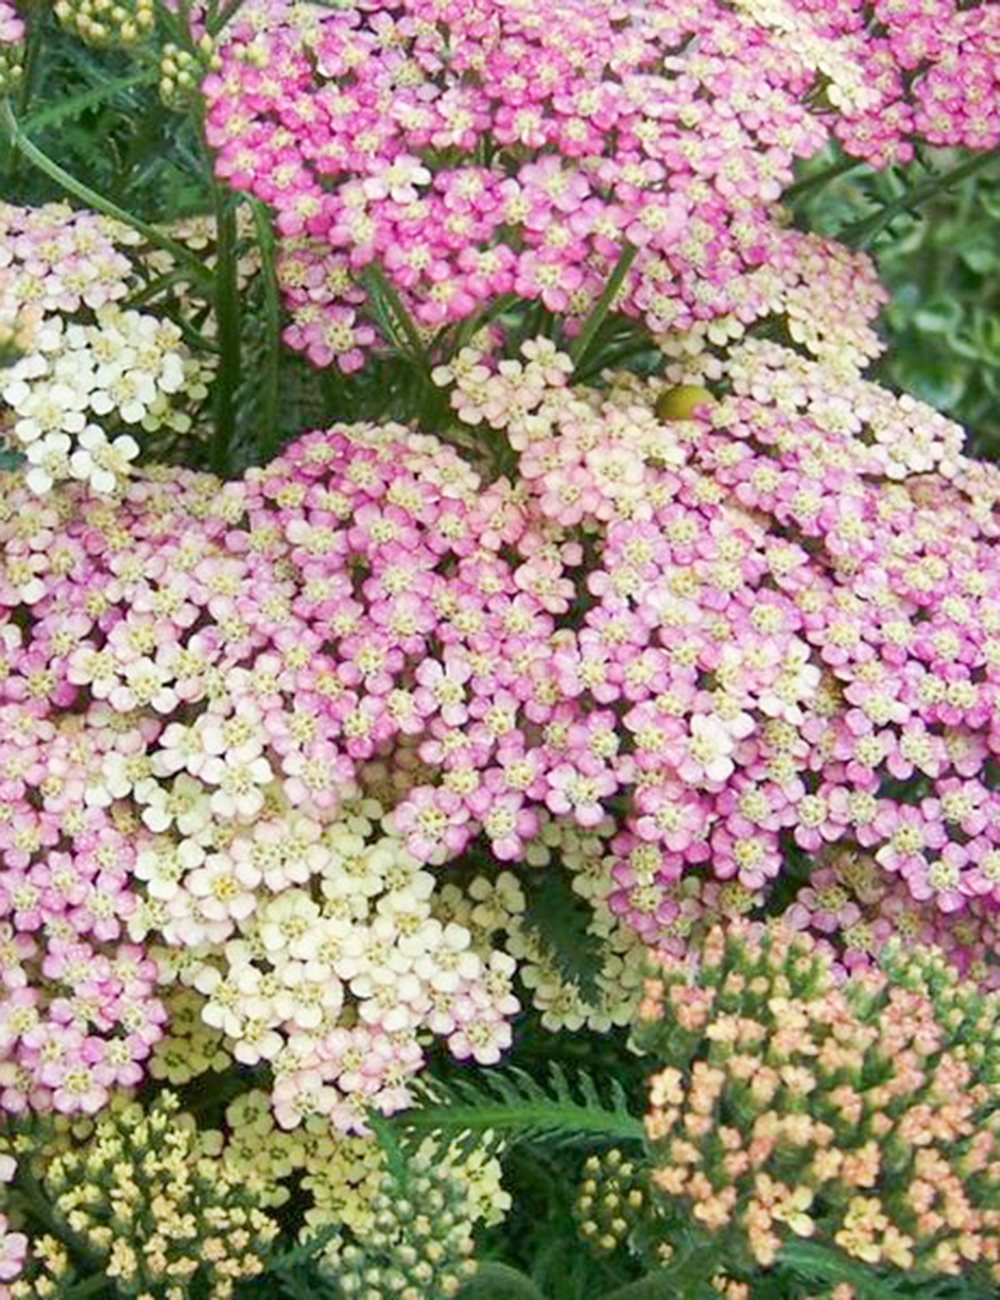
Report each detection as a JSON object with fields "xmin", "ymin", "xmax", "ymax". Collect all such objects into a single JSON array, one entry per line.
[
  {"xmin": 6, "ymin": 307, "xmax": 1000, "ymax": 1126},
  {"xmin": 199, "ymin": 0, "xmax": 999, "ymax": 371},
  {"xmin": 431, "ymin": 332, "xmax": 1000, "ymax": 983},
  {"xmin": 319, "ymin": 1148, "xmax": 481, "ymax": 1299},
  {"xmin": 0, "ymin": 1085, "xmax": 507, "ymax": 1298},
  {"xmin": 1, "ymin": 1092, "xmax": 279, "ymax": 1298},
  {"xmin": 190, "ymin": 1086, "xmax": 510, "ymax": 1235},
  {"xmin": 635, "ymin": 923, "xmax": 1000, "ymax": 1286},
  {"xmin": 0, "ymin": 203, "xmax": 217, "ymax": 493}
]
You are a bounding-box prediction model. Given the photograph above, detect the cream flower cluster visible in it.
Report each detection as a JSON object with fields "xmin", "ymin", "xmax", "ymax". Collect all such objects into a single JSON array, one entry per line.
[
  {"xmin": 1, "ymin": 307, "xmax": 212, "ymax": 493},
  {"xmin": 192, "ymin": 1090, "xmax": 510, "ymax": 1275},
  {"xmin": 143, "ymin": 795, "xmax": 522, "ymax": 1131}
]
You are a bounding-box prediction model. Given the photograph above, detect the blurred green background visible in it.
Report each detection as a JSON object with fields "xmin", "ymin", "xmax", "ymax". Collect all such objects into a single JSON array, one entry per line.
[{"xmin": 793, "ymin": 145, "xmax": 1000, "ymax": 459}]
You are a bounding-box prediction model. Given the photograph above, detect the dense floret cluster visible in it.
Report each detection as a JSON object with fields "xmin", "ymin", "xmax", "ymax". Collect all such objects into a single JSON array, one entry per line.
[
  {"xmin": 0, "ymin": 203, "xmax": 223, "ymax": 492},
  {"xmin": 636, "ymin": 923, "xmax": 1000, "ymax": 1286},
  {"xmin": 5, "ymin": 316, "xmax": 1000, "ymax": 1130},
  {"xmin": 0, "ymin": 1092, "xmax": 278, "ymax": 1297},
  {"xmin": 4, "ymin": 0, "xmax": 1000, "ymax": 1290},
  {"xmin": 200, "ymin": 0, "xmax": 1000, "ymax": 371}
]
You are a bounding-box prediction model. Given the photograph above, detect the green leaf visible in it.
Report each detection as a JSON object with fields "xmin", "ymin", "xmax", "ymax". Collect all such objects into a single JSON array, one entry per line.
[
  {"xmin": 266, "ymin": 1222, "xmax": 342, "ymax": 1272},
  {"xmin": 913, "ymin": 299, "xmax": 962, "ymax": 334},
  {"xmin": 521, "ymin": 864, "xmax": 605, "ymax": 1004},
  {"xmin": 456, "ymin": 1262, "xmax": 547, "ymax": 1299},
  {"xmin": 958, "ymin": 243, "xmax": 1000, "ymax": 275},
  {"xmin": 388, "ymin": 1062, "xmax": 644, "ymax": 1151},
  {"xmin": 23, "ymin": 69, "xmax": 158, "ymax": 135},
  {"xmin": 250, "ymin": 197, "xmax": 284, "ymax": 460},
  {"xmin": 568, "ymin": 241, "xmax": 638, "ymax": 372},
  {"xmin": 359, "ymin": 261, "xmax": 431, "ymax": 372},
  {"xmin": 365, "ymin": 1109, "xmax": 408, "ymax": 1187}
]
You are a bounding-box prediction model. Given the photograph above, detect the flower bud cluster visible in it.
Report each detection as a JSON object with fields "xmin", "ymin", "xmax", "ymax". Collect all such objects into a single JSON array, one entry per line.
[
  {"xmin": 53, "ymin": 0, "xmax": 154, "ymax": 49},
  {"xmin": 573, "ymin": 1148, "xmax": 647, "ymax": 1257},
  {"xmin": 160, "ymin": 35, "xmax": 222, "ymax": 110},
  {"xmin": 635, "ymin": 922, "xmax": 1000, "ymax": 1285},
  {"xmin": 27, "ymin": 1092, "xmax": 278, "ymax": 1298},
  {"xmin": 322, "ymin": 1149, "xmax": 479, "ymax": 1300}
]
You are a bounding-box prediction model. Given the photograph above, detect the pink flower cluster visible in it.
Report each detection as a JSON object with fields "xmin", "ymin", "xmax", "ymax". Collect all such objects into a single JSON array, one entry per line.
[
  {"xmin": 428, "ymin": 334, "xmax": 1000, "ymax": 984},
  {"xmin": 844, "ymin": 0, "xmax": 1000, "ymax": 159},
  {"xmin": 0, "ymin": 202, "xmax": 137, "ymax": 335},
  {"xmin": 5, "ymin": 315, "xmax": 1000, "ymax": 1124},
  {"xmin": 200, "ymin": 0, "xmax": 1000, "ymax": 371}
]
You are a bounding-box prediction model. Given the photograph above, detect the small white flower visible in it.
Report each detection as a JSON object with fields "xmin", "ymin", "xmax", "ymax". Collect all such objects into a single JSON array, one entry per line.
[
  {"xmin": 134, "ymin": 838, "xmax": 205, "ymax": 902},
  {"xmin": 8, "ymin": 380, "xmax": 88, "ymax": 444},
  {"xmin": 135, "ymin": 773, "xmax": 213, "ymax": 837},
  {"xmin": 201, "ymin": 752, "xmax": 274, "ymax": 820},
  {"xmin": 186, "ymin": 853, "xmax": 260, "ymax": 924},
  {"xmin": 684, "ymin": 713, "xmax": 736, "ymax": 784},
  {"xmin": 69, "ymin": 424, "xmax": 140, "ymax": 494},
  {"xmin": 24, "ymin": 431, "xmax": 71, "ymax": 494}
]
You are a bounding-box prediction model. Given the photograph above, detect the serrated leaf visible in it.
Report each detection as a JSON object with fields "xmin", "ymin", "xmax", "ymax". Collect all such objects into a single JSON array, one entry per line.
[
  {"xmin": 521, "ymin": 864, "xmax": 605, "ymax": 1003},
  {"xmin": 391, "ymin": 1062, "xmax": 644, "ymax": 1152},
  {"xmin": 24, "ymin": 69, "xmax": 157, "ymax": 135},
  {"xmin": 267, "ymin": 1222, "xmax": 342, "ymax": 1271}
]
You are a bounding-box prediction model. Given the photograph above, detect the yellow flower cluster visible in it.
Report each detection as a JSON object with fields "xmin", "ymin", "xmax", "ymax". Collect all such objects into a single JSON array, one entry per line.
[
  {"xmin": 25, "ymin": 1092, "xmax": 278, "ymax": 1299},
  {"xmin": 149, "ymin": 988, "xmax": 232, "ymax": 1086},
  {"xmin": 193, "ymin": 1088, "xmax": 509, "ymax": 1238},
  {"xmin": 635, "ymin": 922, "xmax": 1000, "ymax": 1285}
]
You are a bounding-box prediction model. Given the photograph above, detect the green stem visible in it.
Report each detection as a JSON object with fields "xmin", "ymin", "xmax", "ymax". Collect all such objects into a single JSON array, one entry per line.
[
  {"xmin": 209, "ymin": 187, "xmax": 241, "ymax": 476},
  {"xmin": 568, "ymin": 241, "xmax": 638, "ymax": 373},
  {"xmin": 15, "ymin": 5, "xmax": 43, "ymax": 102},
  {"xmin": 572, "ymin": 341, "xmax": 659, "ymax": 385},
  {"xmin": 250, "ymin": 197, "xmax": 283, "ymax": 460},
  {"xmin": 842, "ymin": 146, "xmax": 1000, "ymax": 248},
  {"xmin": 361, "ymin": 261, "xmax": 432, "ymax": 373},
  {"xmin": 174, "ymin": 0, "xmax": 196, "ymax": 52},
  {"xmin": 782, "ymin": 155, "xmax": 862, "ymax": 203},
  {"xmin": 207, "ymin": 0, "xmax": 248, "ymax": 36},
  {"xmin": 0, "ymin": 101, "xmax": 213, "ymax": 291},
  {"xmin": 449, "ymin": 290, "xmax": 520, "ymax": 355}
]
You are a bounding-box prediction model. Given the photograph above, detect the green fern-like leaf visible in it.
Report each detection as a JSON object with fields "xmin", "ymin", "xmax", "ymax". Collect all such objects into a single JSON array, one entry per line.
[
  {"xmin": 23, "ymin": 70, "xmax": 158, "ymax": 136},
  {"xmin": 520, "ymin": 864, "xmax": 605, "ymax": 1003},
  {"xmin": 267, "ymin": 1223, "xmax": 342, "ymax": 1273},
  {"xmin": 389, "ymin": 1062, "xmax": 644, "ymax": 1153}
]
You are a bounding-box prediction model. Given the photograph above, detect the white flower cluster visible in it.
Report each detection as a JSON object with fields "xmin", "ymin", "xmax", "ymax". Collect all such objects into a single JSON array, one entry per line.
[{"xmin": 1, "ymin": 307, "xmax": 212, "ymax": 493}]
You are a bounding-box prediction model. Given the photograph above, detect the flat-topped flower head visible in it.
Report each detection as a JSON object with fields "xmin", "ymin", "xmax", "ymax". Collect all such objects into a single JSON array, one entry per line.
[{"xmin": 635, "ymin": 922, "xmax": 1000, "ymax": 1286}]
